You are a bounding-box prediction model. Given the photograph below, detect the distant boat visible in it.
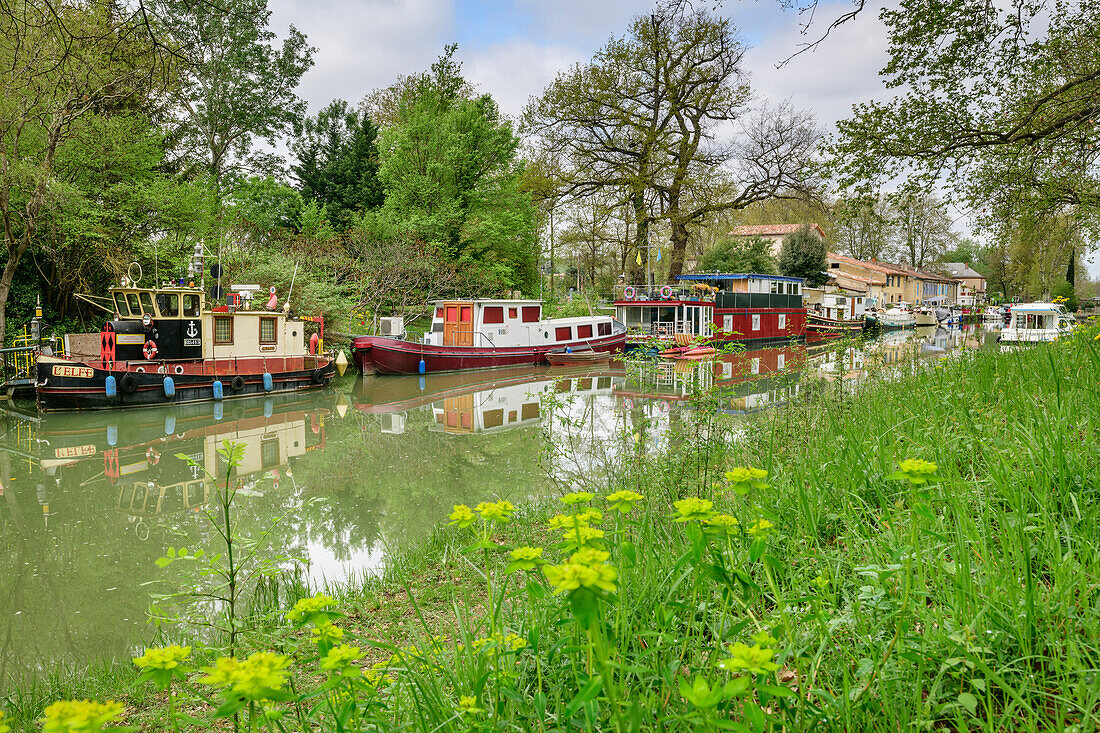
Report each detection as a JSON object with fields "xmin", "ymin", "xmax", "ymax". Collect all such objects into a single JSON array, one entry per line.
[
  {"xmin": 982, "ymin": 306, "xmax": 1003, "ymax": 321},
  {"xmin": 352, "ymin": 299, "xmax": 626, "ymax": 375},
  {"xmin": 875, "ymin": 306, "xmax": 916, "ymax": 329}
]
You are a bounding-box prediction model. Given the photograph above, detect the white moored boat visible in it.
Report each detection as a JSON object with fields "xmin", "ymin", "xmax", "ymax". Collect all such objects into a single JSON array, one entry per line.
[
  {"xmin": 982, "ymin": 306, "xmax": 1003, "ymax": 321},
  {"xmin": 875, "ymin": 305, "xmax": 916, "ymax": 329},
  {"xmin": 998, "ymin": 303, "xmax": 1076, "ymax": 343}
]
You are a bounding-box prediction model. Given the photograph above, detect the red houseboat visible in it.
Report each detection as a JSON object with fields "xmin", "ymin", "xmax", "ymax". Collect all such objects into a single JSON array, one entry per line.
[
  {"xmin": 613, "ymin": 273, "xmax": 807, "ymax": 349},
  {"xmin": 352, "ymin": 299, "xmax": 627, "ymax": 375}
]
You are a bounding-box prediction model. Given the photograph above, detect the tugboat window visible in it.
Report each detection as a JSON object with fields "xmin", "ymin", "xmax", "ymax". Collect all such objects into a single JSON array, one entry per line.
[
  {"xmin": 555, "ymin": 326, "xmax": 572, "ymax": 341},
  {"xmin": 127, "ymin": 293, "xmax": 141, "ymax": 315},
  {"xmin": 139, "ymin": 291, "xmax": 154, "ymax": 315},
  {"xmin": 158, "ymin": 293, "xmax": 179, "ymax": 317},
  {"xmin": 114, "ymin": 294, "xmax": 130, "ymax": 316},
  {"xmin": 577, "ymin": 324, "xmax": 593, "ymax": 338},
  {"xmin": 483, "ymin": 306, "xmax": 504, "ymax": 324},
  {"xmin": 522, "ymin": 306, "xmax": 541, "ymax": 322},
  {"xmin": 183, "ymin": 294, "xmax": 200, "ymax": 317},
  {"xmin": 259, "ymin": 317, "xmax": 277, "ymax": 344},
  {"xmin": 598, "ymin": 322, "xmax": 611, "ymax": 336},
  {"xmin": 214, "ymin": 316, "xmax": 233, "ymax": 344}
]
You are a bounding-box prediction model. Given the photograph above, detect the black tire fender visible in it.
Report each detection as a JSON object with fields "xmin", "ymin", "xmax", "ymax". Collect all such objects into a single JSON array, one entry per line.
[
  {"xmin": 119, "ymin": 372, "xmax": 139, "ymax": 394},
  {"xmin": 231, "ymin": 375, "xmax": 246, "ymax": 392},
  {"xmin": 310, "ymin": 368, "xmax": 325, "ymax": 386}
]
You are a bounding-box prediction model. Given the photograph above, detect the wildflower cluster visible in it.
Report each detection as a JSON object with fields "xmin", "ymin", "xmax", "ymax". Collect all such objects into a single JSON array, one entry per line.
[
  {"xmin": 717, "ymin": 640, "xmax": 781, "ymax": 675},
  {"xmin": 606, "ymin": 489, "xmax": 643, "ymax": 513},
  {"xmin": 476, "ymin": 500, "xmax": 515, "ymax": 523},
  {"xmin": 505, "ymin": 546, "xmax": 544, "ymax": 573},
  {"xmin": 673, "ymin": 497, "xmax": 715, "ymax": 522},
  {"xmin": 460, "ymin": 632, "xmax": 528, "ymax": 654},
  {"xmin": 198, "ymin": 651, "xmax": 291, "ymax": 701},
  {"xmin": 887, "ymin": 458, "xmax": 939, "ymax": 485},
  {"xmin": 543, "ymin": 548, "xmax": 617, "ymax": 595},
  {"xmin": 286, "ymin": 593, "xmax": 342, "ymax": 626},
  {"xmin": 320, "ymin": 644, "xmax": 364, "ymax": 676},
  {"xmin": 723, "ymin": 467, "xmax": 769, "ymax": 496},
  {"xmin": 41, "ymin": 700, "xmax": 124, "ymax": 733},
  {"xmin": 133, "ymin": 645, "xmax": 191, "ymax": 671}
]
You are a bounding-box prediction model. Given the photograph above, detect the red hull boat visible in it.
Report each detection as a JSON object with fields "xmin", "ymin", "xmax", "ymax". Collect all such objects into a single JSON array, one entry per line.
[{"xmin": 353, "ymin": 332, "xmax": 626, "ymax": 375}]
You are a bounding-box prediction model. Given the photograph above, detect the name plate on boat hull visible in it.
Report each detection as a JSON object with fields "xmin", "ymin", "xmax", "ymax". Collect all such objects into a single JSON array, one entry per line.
[{"xmin": 52, "ymin": 365, "xmax": 94, "ymax": 379}]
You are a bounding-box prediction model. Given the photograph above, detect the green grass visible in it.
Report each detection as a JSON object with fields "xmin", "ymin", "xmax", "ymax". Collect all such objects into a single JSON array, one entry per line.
[{"xmin": 5, "ymin": 326, "xmax": 1100, "ymax": 731}]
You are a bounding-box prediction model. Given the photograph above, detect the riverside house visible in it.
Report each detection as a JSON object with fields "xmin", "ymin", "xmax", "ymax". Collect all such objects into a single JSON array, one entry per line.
[
  {"xmin": 730, "ymin": 223, "xmax": 827, "ymax": 257},
  {"xmin": 941, "ymin": 263, "xmax": 987, "ymax": 306}
]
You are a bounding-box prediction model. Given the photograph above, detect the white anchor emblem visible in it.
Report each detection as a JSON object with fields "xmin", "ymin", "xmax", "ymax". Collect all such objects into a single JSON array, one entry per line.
[{"xmin": 186, "ymin": 321, "xmax": 198, "ymax": 338}]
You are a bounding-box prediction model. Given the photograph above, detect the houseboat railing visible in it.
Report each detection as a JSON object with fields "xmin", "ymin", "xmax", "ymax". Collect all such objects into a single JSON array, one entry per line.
[{"xmin": 614, "ymin": 284, "xmax": 716, "ymax": 302}]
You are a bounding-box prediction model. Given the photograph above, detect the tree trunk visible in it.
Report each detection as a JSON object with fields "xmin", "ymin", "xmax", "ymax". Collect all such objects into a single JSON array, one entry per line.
[
  {"xmin": 667, "ymin": 216, "xmax": 689, "ymax": 283},
  {"xmin": 630, "ymin": 193, "xmax": 648, "ymax": 285}
]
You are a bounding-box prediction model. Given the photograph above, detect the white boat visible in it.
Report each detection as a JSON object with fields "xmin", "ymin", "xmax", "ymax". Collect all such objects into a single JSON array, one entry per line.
[
  {"xmin": 998, "ymin": 302, "xmax": 1077, "ymax": 343},
  {"xmin": 876, "ymin": 306, "xmax": 916, "ymax": 329},
  {"xmin": 914, "ymin": 307, "xmax": 938, "ymax": 326},
  {"xmin": 982, "ymin": 306, "xmax": 1003, "ymax": 321}
]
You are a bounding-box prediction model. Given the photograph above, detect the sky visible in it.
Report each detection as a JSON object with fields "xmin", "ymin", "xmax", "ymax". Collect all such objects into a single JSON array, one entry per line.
[{"xmin": 267, "ymin": 0, "xmax": 1099, "ymax": 277}]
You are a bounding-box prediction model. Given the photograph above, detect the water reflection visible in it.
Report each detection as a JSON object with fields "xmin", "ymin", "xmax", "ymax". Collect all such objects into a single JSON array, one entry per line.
[{"xmin": 0, "ymin": 325, "xmax": 995, "ymax": 688}]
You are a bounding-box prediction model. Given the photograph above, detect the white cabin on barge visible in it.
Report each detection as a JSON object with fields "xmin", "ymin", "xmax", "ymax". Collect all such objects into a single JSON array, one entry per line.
[
  {"xmin": 421, "ymin": 299, "xmax": 620, "ymax": 348},
  {"xmin": 999, "ymin": 303, "xmax": 1076, "ymax": 343}
]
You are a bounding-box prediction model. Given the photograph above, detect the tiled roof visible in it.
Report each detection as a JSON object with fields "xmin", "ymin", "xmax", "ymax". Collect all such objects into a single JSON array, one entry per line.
[
  {"xmin": 730, "ymin": 223, "xmax": 826, "ymax": 240},
  {"xmin": 941, "ymin": 262, "xmax": 986, "ymax": 280},
  {"xmin": 826, "ymin": 251, "xmax": 896, "ymax": 276}
]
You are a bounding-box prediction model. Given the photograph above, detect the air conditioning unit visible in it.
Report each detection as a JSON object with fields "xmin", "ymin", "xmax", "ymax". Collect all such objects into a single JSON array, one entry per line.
[
  {"xmin": 380, "ymin": 412, "xmax": 406, "ymax": 435},
  {"xmin": 379, "ymin": 316, "xmax": 405, "ymax": 338}
]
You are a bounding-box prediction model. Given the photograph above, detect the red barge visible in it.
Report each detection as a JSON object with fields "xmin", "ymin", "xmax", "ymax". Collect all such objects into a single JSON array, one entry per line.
[
  {"xmin": 352, "ymin": 299, "xmax": 627, "ymax": 375},
  {"xmin": 613, "ymin": 273, "xmax": 807, "ymax": 348}
]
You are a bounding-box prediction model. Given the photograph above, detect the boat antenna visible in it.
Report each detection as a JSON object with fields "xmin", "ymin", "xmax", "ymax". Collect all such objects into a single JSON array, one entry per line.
[{"xmin": 284, "ymin": 259, "xmax": 300, "ymax": 311}]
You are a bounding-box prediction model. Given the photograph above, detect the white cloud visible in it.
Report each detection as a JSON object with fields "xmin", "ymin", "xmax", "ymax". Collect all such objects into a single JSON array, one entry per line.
[
  {"xmin": 269, "ymin": 0, "xmax": 455, "ymax": 112},
  {"xmin": 461, "ymin": 39, "xmax": 580, "ymax": 119}
]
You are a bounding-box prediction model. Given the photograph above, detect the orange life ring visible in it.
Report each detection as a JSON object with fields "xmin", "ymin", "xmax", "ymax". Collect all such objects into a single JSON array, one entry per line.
[{"xmin": 143, "ymin": 340, "xmax": 158, "ymax": 360}]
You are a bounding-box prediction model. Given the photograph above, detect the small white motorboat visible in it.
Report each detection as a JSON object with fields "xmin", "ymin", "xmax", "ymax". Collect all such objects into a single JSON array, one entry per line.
[{"xmin": 998, "ymin": 302, "xmax": 1077, "ymax": 343}]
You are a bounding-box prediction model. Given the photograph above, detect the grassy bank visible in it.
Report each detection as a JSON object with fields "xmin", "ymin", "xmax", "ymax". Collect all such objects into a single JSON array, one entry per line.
[{"xmin": 5, "ymin": 326, "xmax": 1100, "ymax": 732}]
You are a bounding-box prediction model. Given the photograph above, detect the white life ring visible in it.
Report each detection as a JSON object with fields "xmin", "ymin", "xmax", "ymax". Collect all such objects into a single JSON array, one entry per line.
[
  {"xmin": 659, "ymin": 400, "xmax": 671, "ymax": 413},
  {"xmin": 143, "ymin": 340, "xmax": 158, "ymax": 360},
  {"xmin": 174, "ymin": 365, "xmax": 184, "ymax": 375},
  {"xmin": 623, "ymin": 286, "xmax": 636, "ymax": 300},
  {"xmin": 660, "ymin": 285, "xmax": 673, "ymax": 299}
]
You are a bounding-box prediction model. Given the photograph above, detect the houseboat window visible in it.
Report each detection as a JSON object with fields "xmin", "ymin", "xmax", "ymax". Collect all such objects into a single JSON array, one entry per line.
[
  {"xmin": 126, "ymin": 293, "xmax": 141, "ymax": 315},
  {"xmin": 752, "ymin": 314, "xmax": 761, "ymax": 331},
  {"xmin": 483, "ymin": 306, "xmax": 504, "ymax": 324},
  {"xmin": 436, "ymin": 307, "xmax": 444, "ymax": 318},
  {"xmin": 555, "ymin": 326, "xmax": 572, "ymax": 341},
  {"xmin": 139, "ymin": 291, "xmax": 154, "ymax": 315},
  {"xmin": 259, "ymin": 317, "xmax": 277, "ymax": 344},
  {"xmin": 724, "ymin": 315, "xmax": 733, "ymax": 331},
  {"xmin": 156, "ymin": 293, "xmax": 179, "ymax": 317},
  {"xmin": 260, "ymin": 438, "xmax": 279, "ymax": 468},
  {"xmin": 598, "ymin": 322, "xmax": 611, "ymax": 336},
  {"xmin": 578, "ymin": 324, "xmax": 593, "ymax": 338},
  {"xmin": 214, "ymin": 316, "xmax": 233, "ymax": 344},
  {"xmin": 183, "ymin": 294, "xmax": 200, "ymax": 317},
  {"xmin": 521, "ymin": 402, "xmax": 539, "ymax": 420},
  {"xmin": 446, "ymin": 306, "xmax": 457, "ymax": 321},
  {"xmin": 778, "ymin": 314, "xmax": 786, "ymax": 329},
  {"xmin": 770, "ymin": 281, "xmax": 779, "ymax": 294},
  {"xmin": 113, "ymin": 293, "xmax": 130, "ymax": 316},
  {"xmin": 509, "ymin": 308, "xmax": 518, "ymax": 319},
  {"xmin": 522, "ymin": 306, "xmax": 541, "ymax": 322},
  {"xmin": 483, "ymin": 409, "xmax": 505, "ymax": 429}
]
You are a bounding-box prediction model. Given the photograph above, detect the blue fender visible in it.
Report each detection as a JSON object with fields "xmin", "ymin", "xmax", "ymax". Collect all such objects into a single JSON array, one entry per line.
[
  {"xmin": 106, "ymin": 424, "xmax": 118, "ymax": 446},
  {"xmin": 262, "ymin": 372, "xmax": 273, "ymax": 392},
  {"xmin": 264, "ymin": 399, "xmax": 273, "ymax": 417},
  {"xmin": 164, "ymin": 414, "xmax": 176, "ymax": 435},
  {"xmin": 214, "ymin": 401, "xmax": 224, "ymax": 421},
  {"xmin": 163, "ymin": 376, "xmax": 175, "ymax": 399},
  {"xmin": 212, "ymin": 380, "xmax": 223, "ymax": 400},
  {"xmin": 105, "ymin": 375, "xmax": 117, "ymax": 398}
]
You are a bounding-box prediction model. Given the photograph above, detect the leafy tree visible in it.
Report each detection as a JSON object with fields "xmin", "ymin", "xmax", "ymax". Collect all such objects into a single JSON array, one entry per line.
[
  {"xmin": 149, "ymin": 0, "xmax": 314, "ymax": 193},
  {"xmin": 291, "ymin": 99, "xmax": 383, "ymax": 231},
  {"xmin": 778, "ymin": 226, "xmax": 827, "ymax": 286},
  {"xmin": 1052, "ymin": 281, "xmax": 1079, "ymax": 311},
  {"xmin": 0, "ymin": 0, "xmax": 157, "ymax": 342},
  {"xmin": 372, "ymin": 46, "xmax": 538, "ymax": 294},
  {"xmin": 698, "ymin": 237, "xmax": 776, "ymax": 274},
  {"xmin": 888, "ymin": 193, "xmax": 957, "ymax": 269},
  {"xmin": 525, "ymin": 4, "xmax": 819, "ymax": 284},
  {"xmin": 832, "ymin": 195, "xmax": 893, "ymax": 261},
  {"xmin": 829, "ymin": 0, "xmax": 1100, "ymax": 230}
]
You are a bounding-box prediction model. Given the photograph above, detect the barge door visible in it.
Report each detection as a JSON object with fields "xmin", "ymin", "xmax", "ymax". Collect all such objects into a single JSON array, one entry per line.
[{"xmin": 443, "ymin": 302, "xmax": 474, "ymax": 347}]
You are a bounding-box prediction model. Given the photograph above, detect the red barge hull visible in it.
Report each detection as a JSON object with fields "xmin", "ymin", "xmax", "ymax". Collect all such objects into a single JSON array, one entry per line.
[{"xmin": 352, "ymin": 333, "xmax": 627, "ymax": 375}]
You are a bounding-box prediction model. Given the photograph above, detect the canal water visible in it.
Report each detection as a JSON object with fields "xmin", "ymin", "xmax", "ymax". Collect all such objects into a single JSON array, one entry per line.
[{"xmin": 0, "ymin": 324, "xmax": 1000, "ymax": 687}]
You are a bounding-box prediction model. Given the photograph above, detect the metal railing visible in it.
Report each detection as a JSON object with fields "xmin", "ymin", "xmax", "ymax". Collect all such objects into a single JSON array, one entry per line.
[{"xmin": 615, "ymin": 283, "xmax": 716, "ymax": 302}]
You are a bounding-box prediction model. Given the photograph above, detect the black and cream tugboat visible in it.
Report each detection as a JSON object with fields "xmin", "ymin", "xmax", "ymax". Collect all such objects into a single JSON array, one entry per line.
[{"xmin": 36, "ymin": 266, "xmax": 336, "ymax": 411}]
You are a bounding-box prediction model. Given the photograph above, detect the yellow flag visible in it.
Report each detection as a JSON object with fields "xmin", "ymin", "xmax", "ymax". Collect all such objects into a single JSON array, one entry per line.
[{"xmin": 636, "ymin": 250, "xmax": 642, "ymax": 265}]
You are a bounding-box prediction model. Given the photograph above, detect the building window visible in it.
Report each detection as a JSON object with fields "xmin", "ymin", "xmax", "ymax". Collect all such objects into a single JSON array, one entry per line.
[
  {"xmin": 259, "ymin": 317, "xmax": 277, "ymax": 344},
  {"xmin": 577, "ymin": 324, "xmax": 593, "ymax": 338},
  {"xmin": 555, "ymin": 326, "xmax": 572, "ymax": 341},
  {"xmin": 598, "ymin": 321, "xmax": 611, "ymax": 336},
  {"xmin": 522, "ymin": 306, "xmax": 541, "ymax": 323},
  {"xmin": 483, "ymin": 306, "xmax": 504, "ymax": 324},
  {"xmin": 214, "ymin": 316, "xmax": 233, "ymax": 344}
]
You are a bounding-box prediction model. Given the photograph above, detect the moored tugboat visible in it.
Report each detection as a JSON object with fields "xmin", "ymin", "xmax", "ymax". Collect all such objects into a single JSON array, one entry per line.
[{"xmin": 36, "ymin": 276, "xmax": 335, "ymax": 410}]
